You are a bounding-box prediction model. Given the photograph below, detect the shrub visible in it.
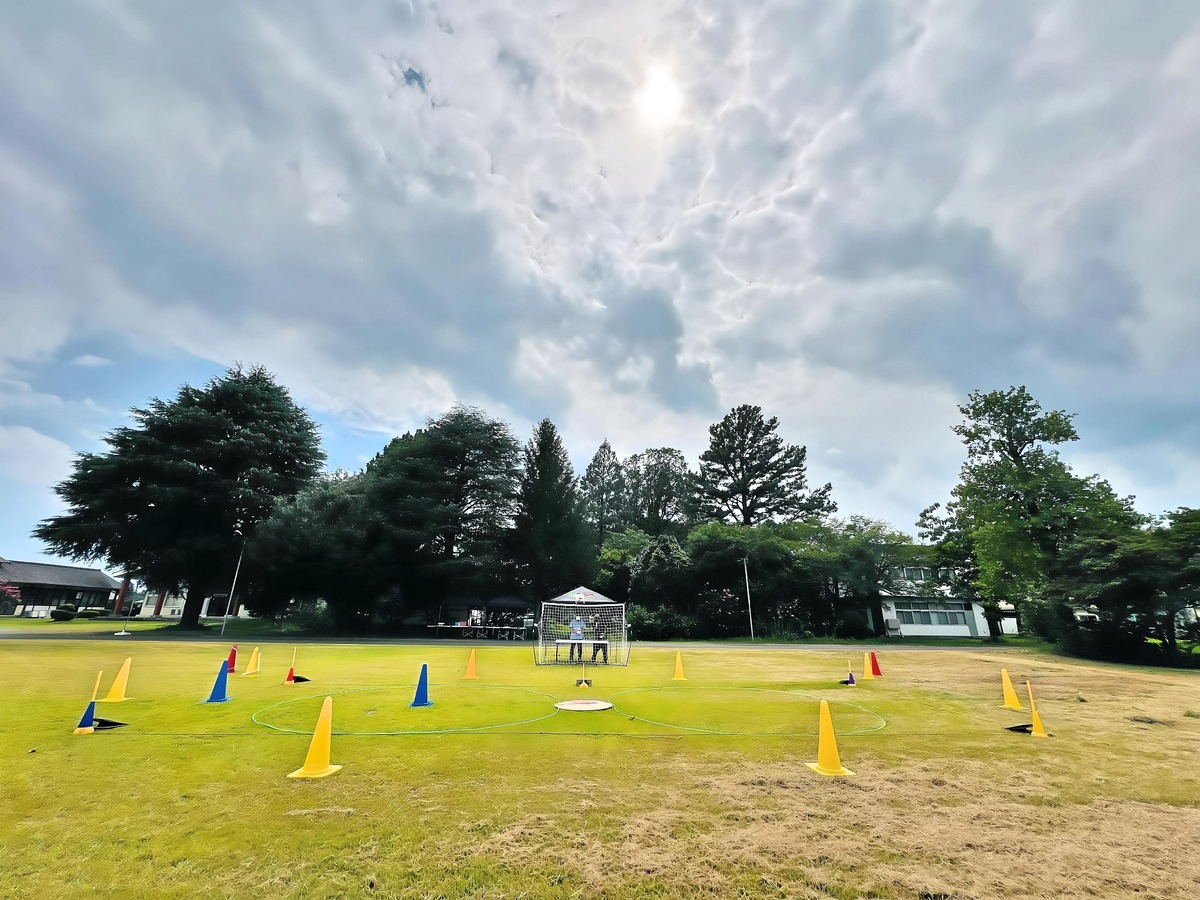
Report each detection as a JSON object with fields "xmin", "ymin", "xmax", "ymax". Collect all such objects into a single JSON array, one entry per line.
[
  {"xmin": 286, "ymin": 600, "xmax": 334, "ymax": 634},
  {"xmin": 75, "ymin": 609, "xmax": 103, "ymax": 619},
  {"xmin": 50, "ymin": 607, "xmax": 77, "ymax": 621},
  {"xmin": 627, "ymin": 604, "xmax": 697, "ymax": 640},
  {"xmin": 835, "ymin": 610, "xmax": 873, "ymax": 640}
]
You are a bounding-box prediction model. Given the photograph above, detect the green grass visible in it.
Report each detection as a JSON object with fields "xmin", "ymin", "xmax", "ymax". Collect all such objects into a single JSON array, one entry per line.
[{"xmin": 2, "ymin": 637, "xmax": 1198, "ymax": 898}]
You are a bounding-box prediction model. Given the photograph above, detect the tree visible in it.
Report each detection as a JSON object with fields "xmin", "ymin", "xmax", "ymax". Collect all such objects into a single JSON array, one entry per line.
[
  {"xmin": 693, "ymin": 405, "xmax": 835, "ymax": 526},
  {"xmin": 510, "ymin": 419, "xmax": 592, "ymax": 601},
  {"xmin": 1055, "ymin": 507, "xmax": 1200, "ymax": 659},
  {"xmin": 243, "ymin": 471, "xmax": 380, "ymax": 630},
  {"xmin": 919, "ymin": 386, "xmax": 1140, "ymax": 639},
  {"xmin": 628, "ymin": 533, "xmax": 694, "ymax": 608},
  {"xmin": 623, "ymin": 448, "xmax": 691, "ymax": 537},
  {"xmin": 579, "ymin": 440, "xmax": 626, "ymax": 552},
  {"xmin": 35, "ymin": 364, "xmax": 324, "ymax": 628},
  {"xmin": 365, "ymin": 405, "xmax": 520, "ymax": 608},
  {"xmin": 593, "ymin": 527, "xmax": 652, "ymax": 602}
]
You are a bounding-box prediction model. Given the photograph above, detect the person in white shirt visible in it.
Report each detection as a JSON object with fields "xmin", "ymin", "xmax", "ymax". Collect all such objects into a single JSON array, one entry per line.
[{"xmin": 568, "ymin": 613, "xmax": 585, "ymax": 662}]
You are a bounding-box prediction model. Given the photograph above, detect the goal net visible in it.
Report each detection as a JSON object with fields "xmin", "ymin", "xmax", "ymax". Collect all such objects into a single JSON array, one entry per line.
[{"xmin": 534, "ymin": 587, "xmax": 629, "ymax": 666}]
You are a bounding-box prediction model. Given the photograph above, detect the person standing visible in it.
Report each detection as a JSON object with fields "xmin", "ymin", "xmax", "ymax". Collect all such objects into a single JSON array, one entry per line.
[
  {"xmin": 568, "ymin": 612, "xmax": 585, "ymax": 663},
  {"xmin": 590, "ymin": 617, "xmax": 609, "ymax": 664}
]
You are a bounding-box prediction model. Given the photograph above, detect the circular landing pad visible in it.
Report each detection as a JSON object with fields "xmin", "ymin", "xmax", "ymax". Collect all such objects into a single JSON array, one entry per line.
[{"xmin": 555, "ymin": 699, "xmax": 614, "ymax": 711}]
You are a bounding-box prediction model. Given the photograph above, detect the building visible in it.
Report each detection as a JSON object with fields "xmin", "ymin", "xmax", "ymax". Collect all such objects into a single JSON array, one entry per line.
[
  {"xmin": 872, "ymin": 566, "xmax": 1019, "ymax": 638},
  {"xmin": 0, "ymin": 556, "xmax": 122, "ymax": 617}
]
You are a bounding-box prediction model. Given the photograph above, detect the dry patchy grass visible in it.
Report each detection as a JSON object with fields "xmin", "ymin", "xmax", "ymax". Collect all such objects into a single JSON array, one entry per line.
[{"xmin": 1, "ymin": 640, "xmax": 1197, "ymax": 898}]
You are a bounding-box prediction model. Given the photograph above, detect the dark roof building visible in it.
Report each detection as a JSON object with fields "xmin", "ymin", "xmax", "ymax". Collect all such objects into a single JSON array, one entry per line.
[{"xmin": 0, "ymin": 556, "xmax": 121, "ymax": 614}]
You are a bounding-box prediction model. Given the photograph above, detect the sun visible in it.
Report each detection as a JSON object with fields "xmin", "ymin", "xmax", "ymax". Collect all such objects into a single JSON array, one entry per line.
[{"xmin": 635, "ymin": 67, "xmax": 683, "ymax": 126}]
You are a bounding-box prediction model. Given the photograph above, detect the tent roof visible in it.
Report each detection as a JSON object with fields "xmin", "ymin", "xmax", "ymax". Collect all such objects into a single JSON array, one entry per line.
[{"xmin": 546, "ymin": 586, "xmax": 616, "ymax": 605}]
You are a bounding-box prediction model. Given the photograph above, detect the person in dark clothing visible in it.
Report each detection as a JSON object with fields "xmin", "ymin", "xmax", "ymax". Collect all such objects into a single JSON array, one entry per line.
[{"xmin": 590, "ymin": 619, "xmax": 608, "ymax": 664}]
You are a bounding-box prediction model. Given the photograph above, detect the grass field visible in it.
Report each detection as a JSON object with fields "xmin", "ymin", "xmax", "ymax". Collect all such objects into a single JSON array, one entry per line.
[{"xmin": 3, "ymin": 633, "xmax": 1199, "ymax": 899}]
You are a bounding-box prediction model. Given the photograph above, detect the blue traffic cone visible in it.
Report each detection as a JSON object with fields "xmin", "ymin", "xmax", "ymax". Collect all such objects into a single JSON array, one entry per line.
[
  {"xmin": 410, "ymin": 663, "xmax": 433, "ymax": 708},
  {"xmin": 205, "ymin": 659, "xmax": 230, "ymax": 703},
  {"xmin": 73, "ymin": 700, "xmax": 97, "ymax": 735},
  {"xmin": 847, "ymin": 671, "xmax": 856, "ymax": 685}
]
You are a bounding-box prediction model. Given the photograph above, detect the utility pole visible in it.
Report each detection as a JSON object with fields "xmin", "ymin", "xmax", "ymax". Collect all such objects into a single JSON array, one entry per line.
[
  {"xmin": 742, "ymin": 556, "xmax": 754, "ymax": 641},
  {"xmin": 220, "ymin": 533, "xmax": 246, "ymax": 638}
]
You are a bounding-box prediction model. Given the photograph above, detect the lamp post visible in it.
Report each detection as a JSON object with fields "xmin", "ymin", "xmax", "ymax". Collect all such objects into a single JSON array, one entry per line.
[
  {"xmin": 741, "ymin": 556, "xmax": 755, "ymax": 641},
  {"xmin": 220, "ymin": 532, "xmax": 246, "ymax": 638}
]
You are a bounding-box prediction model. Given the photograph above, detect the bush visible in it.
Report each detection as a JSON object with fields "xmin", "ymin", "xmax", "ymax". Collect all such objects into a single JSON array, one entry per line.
[
  {"xmin": 835, "ymin": 610, "xmax": 873, "ymax": 640},
  {"xmin": 75, "ymin": 609, "xmax": 103, "ymax": 619},
  {"xmin": 286, "ymin": 600, "xmax": 334, "ymax": 634},
  {"xmin": 50, "ymin": 607, "xmax": 77, "ymax": 621},
  {"xmin": 627, "ymin": 604, "xmax": 697, "ymax": 640}
]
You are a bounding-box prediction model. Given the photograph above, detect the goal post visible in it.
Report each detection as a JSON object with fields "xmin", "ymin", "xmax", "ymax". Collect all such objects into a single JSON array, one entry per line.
[{"xmin": 535, "ymin": 587, "xmax": 629, "ymax": 666}]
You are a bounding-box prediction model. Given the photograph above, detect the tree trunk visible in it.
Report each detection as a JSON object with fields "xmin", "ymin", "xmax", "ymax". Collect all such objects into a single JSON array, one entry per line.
[
  {"xmin": 982, "ymin": 602, "xmax": 1004, "ymax": 641},
  {"xmin": 868, "ymin": 592, "xmax": 886, "ymax": 637},
  {"xmin": 179, "ymin": 583, "xmax": 208, "ymax": 629}
]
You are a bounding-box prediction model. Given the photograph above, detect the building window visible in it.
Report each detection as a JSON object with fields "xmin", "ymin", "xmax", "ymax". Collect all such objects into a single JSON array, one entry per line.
[{"xmin": 894, "ymin": 600, "xmax": 970, "ymax": 626}]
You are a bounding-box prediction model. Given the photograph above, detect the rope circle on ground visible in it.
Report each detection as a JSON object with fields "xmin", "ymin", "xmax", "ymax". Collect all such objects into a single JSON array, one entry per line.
[
  {"xmin": 605, "ymin": 686, "xmax": 888, "ymax": 736},
  {"xmin": 252, "ymin": 684, "xmax": 563, "ymax": 735}
]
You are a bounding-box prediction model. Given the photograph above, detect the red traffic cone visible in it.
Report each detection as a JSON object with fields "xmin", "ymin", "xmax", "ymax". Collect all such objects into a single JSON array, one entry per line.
[
  {"xmin": 285, "ymin": 647, "xmax": 297, "ymax": 684},
  {"xmin": 226, "ymin": 645, "xmax": 238, "ymax": 673},
  {"xmin": 869, "ymin": 651, "xmax": 882, "ymax": 677}
]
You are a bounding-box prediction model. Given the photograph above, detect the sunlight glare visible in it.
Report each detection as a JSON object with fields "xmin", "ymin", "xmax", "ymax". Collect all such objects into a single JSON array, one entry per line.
[{"xmin": 636, "ymin": 67, "xmax": 683, "ymax": 126}]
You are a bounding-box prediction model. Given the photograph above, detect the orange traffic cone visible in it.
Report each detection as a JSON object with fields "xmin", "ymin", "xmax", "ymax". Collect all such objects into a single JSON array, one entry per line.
[
  {"xmin": 673, "ymin": 651, "xmax": 687, "ymax": 681},
  {"xmin": 464, "ymin": 648, "xmax": 478, "ymax": 680}
]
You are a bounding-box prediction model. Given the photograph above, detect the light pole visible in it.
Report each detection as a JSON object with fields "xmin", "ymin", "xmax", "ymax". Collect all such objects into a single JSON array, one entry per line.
[
  {"xmin": 741, "ymin": 556, "xmax": 755, "ymax": 641},
  {"xmin": 220, "ymin": 533, "xmax": 246, "ymax": 638}
]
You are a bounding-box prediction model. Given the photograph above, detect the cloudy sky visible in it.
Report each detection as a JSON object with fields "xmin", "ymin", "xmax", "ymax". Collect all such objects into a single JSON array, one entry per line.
[{"xmin": 3, "ymin": 0, "xmax": 1199, "ymax": 566}]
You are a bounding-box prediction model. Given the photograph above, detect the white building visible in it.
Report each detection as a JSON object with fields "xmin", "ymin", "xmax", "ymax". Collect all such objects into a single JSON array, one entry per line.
[{"xmin": 873, "ymin": 567, "xmax": 1019, "ymax": 638}]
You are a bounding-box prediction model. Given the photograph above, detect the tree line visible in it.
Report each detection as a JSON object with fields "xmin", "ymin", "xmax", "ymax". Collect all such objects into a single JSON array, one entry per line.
[{"xmin": 33, "ymin": 367, "xmax": 1198, "ymax": 665}]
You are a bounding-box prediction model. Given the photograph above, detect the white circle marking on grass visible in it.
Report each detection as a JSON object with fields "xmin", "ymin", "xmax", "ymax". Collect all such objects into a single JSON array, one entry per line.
[{"xmin": 554, "ymin": 699, "xmax": 614, "ymax": 711}]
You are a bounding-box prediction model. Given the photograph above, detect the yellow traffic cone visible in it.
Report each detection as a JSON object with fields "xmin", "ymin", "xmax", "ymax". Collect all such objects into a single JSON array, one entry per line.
[
  {"xmin": 100, "ymin": 657, "xmax": 132, "ymax": 702},
  {"xmin": 673, "ymin": 651, "xmax": 687, "ymax": 681},
  {"xmin": 861, "ymin": 651, "xmax": 875, "ymax": 680},
  {"xmin": 1026, "ymin": 681, "xmax": 1049, "ymax": 738},
  {"xmin": 242, "ymin": 646, "xmax": 261, "ymax": 677},
  {"xmin": 287, "ymin": 696, "xmax": 342, "ymax": 778},
  {"xmin": 1001, "ymin": 668, "xmax": 1023, "ymax": 710},
  {"xmin": 806, "ymin": 699, "xmax": 854, "ymax": 776},
  {"xmin": 464, "ymin": 648, "xmax": 478, "ymax": 680}
]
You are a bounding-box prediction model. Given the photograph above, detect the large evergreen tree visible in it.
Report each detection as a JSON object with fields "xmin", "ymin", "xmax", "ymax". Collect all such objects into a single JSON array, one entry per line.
[
  {"xmin": 693, "ymin": 405, "xmax": 835, "ymax": 526},
  {"xmin": 243, "ymin": 471, "xmax": 379, "ymax": 629},
  {"xmin": 623, "ymin": 448, "xmax": 691, "ymax": 537},
  {"xmin": 35, "ymin": 364, "xmax": 324, "ymax": 627},
  {"xmin": 579, "ymin": 440, "xmax": 626, "ymax": 551},
  {"xmin": 365, "ymin": 405, "xmax": 520, "ymax": 607},
  {"xmin": 511, "ymin": 419, "xmax": 591, "ymax": 601}
]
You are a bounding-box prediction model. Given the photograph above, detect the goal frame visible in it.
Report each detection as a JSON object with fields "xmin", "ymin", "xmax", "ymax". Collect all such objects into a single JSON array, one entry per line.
[{"xmin": 534, "ymin": 593, "xmax": 629, "ymax": 667}]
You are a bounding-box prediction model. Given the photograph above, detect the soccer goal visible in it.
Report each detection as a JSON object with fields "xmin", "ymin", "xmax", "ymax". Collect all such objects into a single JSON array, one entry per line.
[{"xmin": 534, "ymin": 587, "xmax": 630, "ymax": 666}]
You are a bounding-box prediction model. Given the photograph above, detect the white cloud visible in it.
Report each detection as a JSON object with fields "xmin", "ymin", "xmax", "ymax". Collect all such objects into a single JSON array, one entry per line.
[
  {"xmin": 0, "ymin": 426, "xmax": 75, "ymax": 487},
  {"xmin": 0, "ymin": 0, "xmax": 1198, "ymax": 549}
]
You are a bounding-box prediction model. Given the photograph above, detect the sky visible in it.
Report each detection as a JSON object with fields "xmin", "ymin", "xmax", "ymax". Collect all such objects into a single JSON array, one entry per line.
[{"xmin": 3, "ymin": 1, "xmax": 1199, "ymax": 568}]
